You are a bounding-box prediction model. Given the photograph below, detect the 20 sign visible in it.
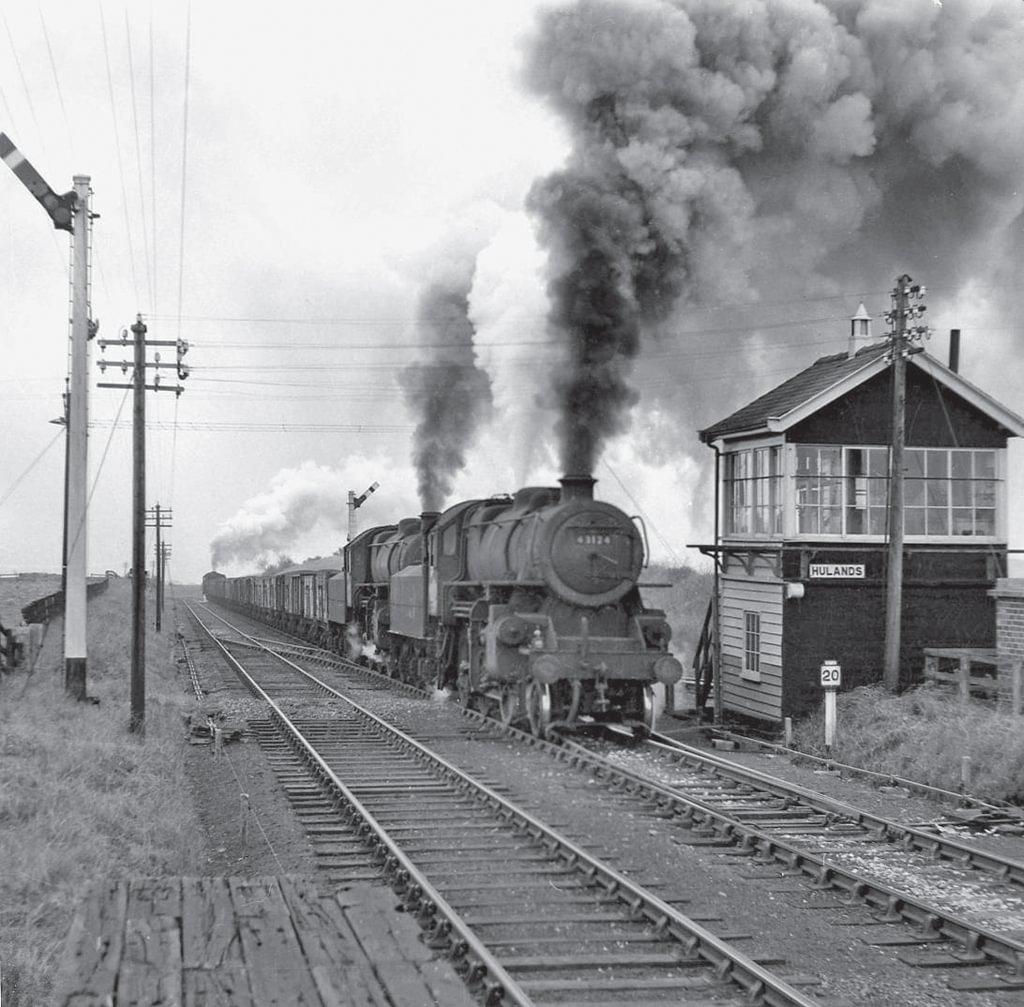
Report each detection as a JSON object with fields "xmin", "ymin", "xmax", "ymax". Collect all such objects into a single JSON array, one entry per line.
[{"xmin": 819, "ymin": 661, "xmax": 842, "ymax": 688}]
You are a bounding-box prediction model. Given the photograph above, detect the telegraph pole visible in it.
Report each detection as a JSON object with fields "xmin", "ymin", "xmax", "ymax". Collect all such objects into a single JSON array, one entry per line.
[
  {"xmin": 160, "ymin": 542, "xmax": 172, "ymax": 618},
  {"xmin": 1, "ymin": 134, "xmax": 95, "ymax": 701},
  {"xmin": 146, "ymin": 505, "xmax": 172, "ymax": 631},
  {"xmin": 883, "ymin": 275, "xmax": 928, "ymax": 691},
  {"xmin": 97, "ymin": 317, "xmax": 188, "ymax": 733}
]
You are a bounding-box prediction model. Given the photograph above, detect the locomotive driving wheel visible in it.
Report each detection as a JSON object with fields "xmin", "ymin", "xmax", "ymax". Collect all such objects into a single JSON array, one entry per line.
[
  {"xmin": 456, "ymin": 629, "xmax": 478, "ymax": 710},
  {"xmin": 526, "ymin": 680, "xmax": 551, "ymax": 738}
]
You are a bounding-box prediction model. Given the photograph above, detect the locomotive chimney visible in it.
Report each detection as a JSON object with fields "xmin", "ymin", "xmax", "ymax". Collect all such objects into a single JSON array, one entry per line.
[
  {"xmin": 420, "ymin": 510, "xmax": 440, "ymax": 542},
  {"xmin": 559, "ymin": 475, "xmax": 595, "ymax": 502},
  {"xmin": 419, "ymin": 511, "xmax": 440, "ymax": 625}
]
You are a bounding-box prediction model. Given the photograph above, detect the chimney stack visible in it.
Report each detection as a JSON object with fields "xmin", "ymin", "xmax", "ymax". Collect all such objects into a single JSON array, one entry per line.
[
  {"xmin": 848, "ymin": 303, "xmax": 872, "ymax": 357},
  {"xmin": 559, "ymin": 475, "xmax": 595, "ymax": 502},
  {"xmin": 948, "ymin": 329, "xmax": 961, "ymax": 373}
]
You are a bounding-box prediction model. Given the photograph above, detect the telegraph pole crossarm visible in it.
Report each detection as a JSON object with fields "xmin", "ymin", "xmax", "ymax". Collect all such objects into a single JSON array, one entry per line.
[{"xmin": 882, "ymin": 275, "xmax": 929, "ymax": 692}]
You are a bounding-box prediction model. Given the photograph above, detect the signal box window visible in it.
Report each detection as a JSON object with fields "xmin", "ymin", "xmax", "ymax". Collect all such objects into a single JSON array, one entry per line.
[
  {"xmin": 742, "ymin": 612, "xmax": 761, "ymax": 681},
  {"xmin": 793, "ymin": 444, "xmax": 999, "ymax": 539},
  {"xmin": 724, "ymin": 446, "xmax": 782, "ymax": 537}
]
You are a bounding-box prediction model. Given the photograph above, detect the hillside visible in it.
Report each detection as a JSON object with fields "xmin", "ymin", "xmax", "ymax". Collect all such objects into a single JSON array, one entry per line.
[{"xmin": 643, "ymin": 563, "xmax": 714, "ymax": 670}]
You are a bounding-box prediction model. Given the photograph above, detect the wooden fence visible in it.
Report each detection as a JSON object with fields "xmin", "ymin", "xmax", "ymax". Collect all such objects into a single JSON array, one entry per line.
[
  {"xmin": 923, "ymin": 646, "xmax": 1023, "ymax": 715},
  {"xmin": 0, "ymin": 620, "xmax": 14, "ymax": 670},
  {"xmin": 20, "ymin": 576, "xmax": 110, "ymax": 625}
]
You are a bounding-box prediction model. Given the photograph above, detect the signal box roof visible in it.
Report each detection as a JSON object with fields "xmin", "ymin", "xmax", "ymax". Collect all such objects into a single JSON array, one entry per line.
[{"xmin": 700, "ymin": 342, "xmax": 1024, "ymax": 444}]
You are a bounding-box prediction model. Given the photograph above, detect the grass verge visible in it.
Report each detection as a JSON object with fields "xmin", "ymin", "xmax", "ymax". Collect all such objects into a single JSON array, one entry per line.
[
  {"xmin": 0, "ymin": 581, "xmax": 203, "ymax": 1005},
  {"xmin": 791, "ymin": 683, "xmax": 1024, "ymax": 804}
]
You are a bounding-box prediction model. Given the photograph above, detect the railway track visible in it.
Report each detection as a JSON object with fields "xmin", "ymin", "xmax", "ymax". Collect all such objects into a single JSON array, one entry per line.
[
  {"xmin": 555, "ymin": 735, "xmax": 1024, "ymax": 989},
  {"xmin": 184, "ymin": 601, "xmax": 820, "ymax": 1006},
  {"xmin": 185, "ymin": 601, "xmax": 1024, "ymax": 999}
]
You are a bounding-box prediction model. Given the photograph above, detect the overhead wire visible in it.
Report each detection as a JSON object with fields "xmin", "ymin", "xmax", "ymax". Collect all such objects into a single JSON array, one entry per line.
[
  {"xmin": 600, "ymin": 458, "xmax": 682, "ymax": 565},
  {"xmin": 68, "ymin": 388, "xmax": 132, "ymax": 561},
  {"xmin": 186, "ymin": 333, "xmax": 844, "ymax": 366},
  {"xmin": 2, "ymin": 13, "xmax": 66, "ymax": 271},
  {"xmin": 0, "ymin": 79, "xmax": 19, "ymax": 135},
  {"xmin": 145, "ymin": 287, "xmax": 895, "ymax": 325},
  {"xmin": 170, "ymin": 1, "xmax": 192, "ymax": 522},
  {"xmin": 149, "ymin": 14, "xmax": 157, "ymax": 314},
  {"xmin": 2, "ymin": 13, "xmax": 43, "ymax": 142},
  {"xmin": 0, "ymin": 430, "xmax": 63, "ymax": 510},
  {"xmin": 38, "ymin": 10, "xmax": 74, "ymax": 157},
  {"xmin": 125, "ymin": 11, "xmax": 154, "ymax": 309},
  {"xmin": 91, "ymin": 420, "xmax": 414, "ymax": 433},
  {"xmin": 99, "ymin": 2, "xmax": 141, "ymax": 306},
  {"xmin": 186, "ymin": 324, "xmax": 847, "ymax": 353}
]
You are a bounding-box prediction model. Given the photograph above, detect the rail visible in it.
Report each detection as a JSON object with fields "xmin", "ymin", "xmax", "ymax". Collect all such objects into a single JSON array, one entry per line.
[
  {"xmin": 187, "ymin": 602, "xmax": 820, "ymax": 1007},
  {"xmin": 197, "ymin": 600, "xmax": 1024, "ymax": 989}
]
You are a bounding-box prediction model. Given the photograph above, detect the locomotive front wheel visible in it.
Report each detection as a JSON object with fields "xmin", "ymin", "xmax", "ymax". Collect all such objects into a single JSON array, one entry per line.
[
  {"xmin": 497, "ymin": 684, "xmax": 522, "ymax": 726},
  {"xmin": 526, "ymin": 680, "xmax": 551, "ymax": 738},
  {"xmin": 641, "ymin": 684, "xmax": 657, "ymax": 735}
]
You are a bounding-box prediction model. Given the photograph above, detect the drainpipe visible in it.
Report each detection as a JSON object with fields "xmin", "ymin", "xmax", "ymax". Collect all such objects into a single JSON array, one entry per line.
[{"xmin": 713, "ymin": 446, "xmax": 723, "ymax": 726}]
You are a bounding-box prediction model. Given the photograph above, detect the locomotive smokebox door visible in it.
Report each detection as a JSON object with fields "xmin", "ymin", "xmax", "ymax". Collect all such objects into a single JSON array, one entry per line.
[{"xmin": 540, "ymin": 504, "xmax": 643, "ymax": 608}]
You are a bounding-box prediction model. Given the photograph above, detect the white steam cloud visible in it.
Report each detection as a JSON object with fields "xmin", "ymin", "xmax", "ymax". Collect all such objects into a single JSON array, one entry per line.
[{"xmin": 209, "ymin": 457, "xmax": 419, "ymax": 571}]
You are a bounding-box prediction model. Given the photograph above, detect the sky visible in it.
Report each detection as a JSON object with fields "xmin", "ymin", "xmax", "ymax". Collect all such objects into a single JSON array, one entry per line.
[{"xmin": 2, "ymin": 0, "xmax": 1024, "ymax": 585}]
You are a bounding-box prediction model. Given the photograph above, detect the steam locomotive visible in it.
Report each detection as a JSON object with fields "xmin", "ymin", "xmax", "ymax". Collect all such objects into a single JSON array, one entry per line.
[{"xmin": 203, "ymin": 476, "xmax": 682, "ymax": 736}]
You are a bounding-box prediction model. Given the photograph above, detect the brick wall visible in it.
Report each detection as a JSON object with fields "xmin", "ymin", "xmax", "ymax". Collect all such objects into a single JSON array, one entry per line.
[{"xmin": 990, "ymin": 579, "xmax": 1024, "ymax": 712}]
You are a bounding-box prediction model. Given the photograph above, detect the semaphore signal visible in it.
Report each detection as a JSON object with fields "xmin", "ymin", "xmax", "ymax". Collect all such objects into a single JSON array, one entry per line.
[{"xmin": 1, "ymin": 133, "xmax": 96, "ymax": 702}]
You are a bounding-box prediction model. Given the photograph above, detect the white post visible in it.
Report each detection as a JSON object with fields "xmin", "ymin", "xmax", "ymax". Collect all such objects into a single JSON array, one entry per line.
[
  {"xmin": 64, "ymin": 175, "xmax": 91, "ymax": 700},
  {"xmin": 347, "ymin": 489, "xmax": 355, "ymax": 542},
  {"xmin": 824, "ymin": 688, "xmax": 837, "ymax": 761},
  {"xmin": 783, "ymin": 716, "xmax": 793, "ymax": 748}
]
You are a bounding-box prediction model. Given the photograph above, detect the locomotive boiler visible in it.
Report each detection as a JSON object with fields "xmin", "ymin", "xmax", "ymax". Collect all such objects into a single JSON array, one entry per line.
[{"xmin": 206, "ymin": 475, "xmax": 683, "ymax": 737}]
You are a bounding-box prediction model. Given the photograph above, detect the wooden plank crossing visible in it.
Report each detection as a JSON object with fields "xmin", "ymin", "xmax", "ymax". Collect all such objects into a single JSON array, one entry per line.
[{"xmin": 54, "ymin": 876, "xmax": 476, "ymax": 1006}]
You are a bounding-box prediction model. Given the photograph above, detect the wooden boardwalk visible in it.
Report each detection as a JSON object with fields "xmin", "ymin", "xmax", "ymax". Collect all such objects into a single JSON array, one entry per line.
[{"xmin": 54, "ymin": 876, "xmax": 476, "ymax": 1006}]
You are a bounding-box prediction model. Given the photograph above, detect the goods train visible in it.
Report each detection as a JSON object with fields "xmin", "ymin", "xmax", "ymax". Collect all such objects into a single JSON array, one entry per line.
[{"xmin": 203, "ymin": 476, "xmax": 683, "ymax": 736}]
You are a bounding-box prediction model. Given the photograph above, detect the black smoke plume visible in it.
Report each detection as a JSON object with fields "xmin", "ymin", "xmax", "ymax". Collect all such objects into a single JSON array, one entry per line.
[
  {"xmin": 400, "ymin": 274, "xmax": 492, "ymax": 511},
  {"xmin": 523, "ymin": 0, "xmax": 1024, "ymax": 477}
]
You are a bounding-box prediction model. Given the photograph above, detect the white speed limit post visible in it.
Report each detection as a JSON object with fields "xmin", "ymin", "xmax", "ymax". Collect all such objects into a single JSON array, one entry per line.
[{"xmin": 820, "ymin": 660, "xmax": 841, "ymax": 761}]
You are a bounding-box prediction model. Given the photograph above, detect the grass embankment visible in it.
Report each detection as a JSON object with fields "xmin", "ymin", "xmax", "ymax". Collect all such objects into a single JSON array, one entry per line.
[
  {"xmin": 0, "ymin": 581, "xmax": 203, "ymax": 1005},
  {"xmin": 791, "ymin": 684, "xmax": 1024, "ymax": 804}
]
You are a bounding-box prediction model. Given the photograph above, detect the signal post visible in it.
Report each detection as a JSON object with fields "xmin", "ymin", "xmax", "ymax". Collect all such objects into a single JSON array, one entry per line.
[{"xmin": 1, "ymin": 135, "xmax": 95, "ymax": 700}]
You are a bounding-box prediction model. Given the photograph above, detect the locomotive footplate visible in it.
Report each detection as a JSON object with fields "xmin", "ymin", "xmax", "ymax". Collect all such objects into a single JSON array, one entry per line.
[
  {"xmin": 475, "ymin": 608, "xmax": 682, "ymax": 736},
  {"xmin": 483, "ymin": 608, "xmax": 683, "ymax": 690}
]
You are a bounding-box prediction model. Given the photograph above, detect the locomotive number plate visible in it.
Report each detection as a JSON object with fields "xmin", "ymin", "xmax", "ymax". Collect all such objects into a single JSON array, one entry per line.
[{"xmin": 576, "ymin": 533, "xmax": 613, "ymax": 546}]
